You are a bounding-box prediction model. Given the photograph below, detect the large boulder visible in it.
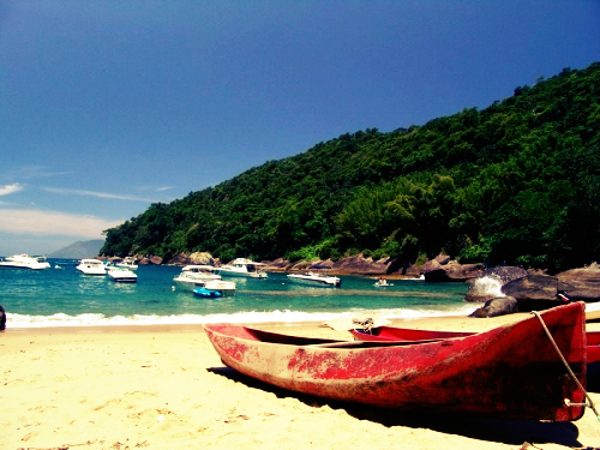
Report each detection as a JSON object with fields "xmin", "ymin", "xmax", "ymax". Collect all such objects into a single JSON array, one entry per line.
[
  {"xmin": 262, "ymin": 258, "xmax": 292, "ymax": 272},
  {"xmin": 464, "ymin": 277, "xmax": 504, "ymax": 303},
  {"xmin": 308, "ymin": 259, "xmax": 335, "ymax": 270},
  {"xmin": 331, "ymin": 254, "xmax": 392, "ymax": 275},
  {"xmin": 166, "ymin": 252, "xmax": 215, "ymax": 266},
  {"xmin": 501, "ymin": 273, "xmax": 563, "ymax": 311},
  {"xmin": 464, "ymin": 266, "xmax": 528, "ymax": 302},
  {"xmin": 556, "ymin": 262, "xmax": 600, "ymax": 302},
  {"xmin": 469, "ymin": 296, "xmax": 519, "ymax": 318},
  {"xmin": 424, "ymin": 259, "xmax": 485, "ymax": 282},
  {"xmin": 166, "ymin": 252, "xmax": 191, "ymax": 266},
  {"xmin": 189, "ymin": 252, "xmax": 215, "ymax": 265},
  {"xmin": 139, "ymin": 256, "xmax": 163, "ymax": 265}
]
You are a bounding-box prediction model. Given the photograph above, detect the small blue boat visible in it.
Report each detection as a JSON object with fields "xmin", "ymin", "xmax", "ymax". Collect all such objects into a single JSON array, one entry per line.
[{"xmin": 193, "ymin": 287, "xmax": 223, "ymax": 298}]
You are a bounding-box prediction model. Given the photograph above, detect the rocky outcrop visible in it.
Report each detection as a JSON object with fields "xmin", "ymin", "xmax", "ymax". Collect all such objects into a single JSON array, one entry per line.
[
  {"xmin": 166, "ymin": 253, "xmax": 190, "ymax": 266},
  {"xmin": 483, "ymin": 266, "xmax": 528, "ymax": 284},
  {"xmin": 556, "ymin": 262, "xmax": 600, "ymax": 302},
  {"xmin": 189, "ymin": 252, "xmax": 215, "ymax": 265},
  {"xmin": 464, "ymin": 266, "xmax": 528, "ymax": 302},
  {"xmin": 0, "ymin": 305, "xmax": 6, "ymax": 331},
  {"xmin": 139, "ymin": 256, "xmax": 163, "ymax": 265},
  {"xmin": 501, "ymin": 273, "xmax": 564, "ymax": 311},
  {"xmin": 423, "ymin": 256, "xmax": 485, "ymax": 282},
  {"xmin": 263, "ymin": 254, "xmax": 394, "ymax": 275},
  {"xmin": 469, "ymin": 296, "xmax": 518, "ymax": 318},
  {"xmin": 262, "ymin": 258, "xmax": 292, "ymax": 272},
  {"xmin": 308, "ymin": 258, "xmax": 335, "ymax": 270},
  {"xmin": 165, "ymin": 252, "xmax": 215, "ymax": 266},
  {"xmin": 466, "ymin": 264, "xmax": 600, "ymax": 313},
  {"xmin": 332, "ymin": 255, "xmax": 392, "ymax": 275}
]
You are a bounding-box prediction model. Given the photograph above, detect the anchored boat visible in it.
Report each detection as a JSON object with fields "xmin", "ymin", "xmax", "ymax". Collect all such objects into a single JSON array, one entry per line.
[{"xmin": 287, "ymin": 271, "xmax": 341, "ymax": 287}]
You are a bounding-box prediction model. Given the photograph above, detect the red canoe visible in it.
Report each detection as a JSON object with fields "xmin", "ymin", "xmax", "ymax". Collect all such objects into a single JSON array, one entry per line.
[
  {"xmin": 349, "ymin": 324, "xmax": 600, "ymax": 363},
  {"xmin": 205, "ymin": 302, "xmax": 587, "ymax": 422}
]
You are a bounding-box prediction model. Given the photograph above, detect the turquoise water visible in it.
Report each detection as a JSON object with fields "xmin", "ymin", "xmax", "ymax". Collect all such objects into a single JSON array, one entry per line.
[{"xmin": 0, "ymin": 259, "xmax": 474, "ymax": 328}]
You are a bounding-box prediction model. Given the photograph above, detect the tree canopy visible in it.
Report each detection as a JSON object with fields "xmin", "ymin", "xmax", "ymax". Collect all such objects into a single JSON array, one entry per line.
[{"xmin": 101, "ymin": 62, "xmax": 600, "ymax": 273}]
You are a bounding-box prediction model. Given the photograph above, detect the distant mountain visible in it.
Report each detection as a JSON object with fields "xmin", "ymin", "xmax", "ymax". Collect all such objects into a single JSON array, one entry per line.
[{"xmin": 48, "ymin": 240, "xmax": 104, "ymax": 259}]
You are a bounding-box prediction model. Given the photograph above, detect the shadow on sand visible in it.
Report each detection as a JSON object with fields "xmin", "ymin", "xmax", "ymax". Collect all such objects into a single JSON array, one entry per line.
[{"xmin": 208, "ymin": 366, "xmax": 588, "ymax": 448}]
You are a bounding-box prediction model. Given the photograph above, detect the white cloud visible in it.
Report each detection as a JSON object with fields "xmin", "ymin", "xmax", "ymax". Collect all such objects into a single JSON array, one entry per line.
[
  {"xmin": 0, "ymin": 209, "xmax": 121, "ymax": 238},
  {"xmin": 0, "ymin": 183, "xmax": 24, "ymax": 196},
  {"xmin": 18, "ymin": 165, "xmax": 74, "ymax": 180},
  {"xmin": 137, "ymin": 185, "xmax": 175, "ymax": 193},
  {"xmin": 43, "ymin": 187, "xmax": 158, "ymax": 203}
]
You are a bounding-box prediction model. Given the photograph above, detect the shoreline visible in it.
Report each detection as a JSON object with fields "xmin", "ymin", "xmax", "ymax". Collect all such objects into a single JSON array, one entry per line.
[{"xmin": 4, "ymin": 308, "xmax": 599, "ymax": 335}]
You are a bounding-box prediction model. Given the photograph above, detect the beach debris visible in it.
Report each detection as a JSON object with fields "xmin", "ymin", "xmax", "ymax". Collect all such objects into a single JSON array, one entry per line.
[
  {"xmin": 16, "ymin": 439, "xmax": 97, "ymax": 450},
  {"xmin": 324, "ymin": 314, "xmax": 391, "ymax": 331}
]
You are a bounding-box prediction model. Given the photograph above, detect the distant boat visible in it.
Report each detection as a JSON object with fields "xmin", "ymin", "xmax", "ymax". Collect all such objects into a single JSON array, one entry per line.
[
  {"xmin": 173, "ymin": 265, "xmax": 227, "ymax": 291},
  {"xmin": 205, "ymin": 302, "xmax": 588, "ymax": 422},
  {"xmin": 107, "ymin": 266, "xmax": 138, "ymax": 283},
  {"xmin": 287, "ymin": 271, "xmax": 341, "ymax": 287},
  {"xmin": 0, "ymin": 254, "xmax": 51, "ymax": 270},
  {"xmin": 76, "ymin": 259, "xmax": 107, "ymax": 276},
  {"xmin": 217, "ymin": 258, "xmax": 268, "ymax": 278},
  {"xmin": 374, "ymin": 278, "xmax": 393, "ymax": 287},
  {"xmin": 203, "ymin": 279, "xmax": 236, "ymax": 296},
  {"xmin": 116, "ymin": 257, "xmax": 138, "ymax": 270}
]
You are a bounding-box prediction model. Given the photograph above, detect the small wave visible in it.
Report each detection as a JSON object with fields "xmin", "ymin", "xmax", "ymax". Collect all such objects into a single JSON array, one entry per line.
[{"xmin": 6, "ymin": 305, "xmax": 478, "ymax": 329}]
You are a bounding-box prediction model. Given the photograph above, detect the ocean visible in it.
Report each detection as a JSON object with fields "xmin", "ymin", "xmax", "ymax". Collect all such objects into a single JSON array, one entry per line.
[{"xmin": 0, "ymin": 259, "xmax": 477, "ymax": 329}]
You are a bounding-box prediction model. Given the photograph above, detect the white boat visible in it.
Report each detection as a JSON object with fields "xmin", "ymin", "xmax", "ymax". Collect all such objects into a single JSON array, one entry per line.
[
  {"xmin": 287, "ymin": 271, "xmax": 341, "ymax": 288},
  {"xmin": 217, "ymin": 258, "xmax": 268, "ymax": 278},
  {"xmin": 0, "ymin": 254, "xmax": 51, "ymax": 270},
  {"xmin": 374, "ymin": 278, "xmax": 393, "ymax": 287},
  {"xmin": 76, "ymin": 259, "xmax": 107, "ymax": 275},
  {"xmin": 173, "ymin": 265, "xmax": 224, "ymax": 291},
  {"xmin": 204, "ymin": 279, "xmax": 236, "ymax": 296},
  {"xmin": 116, "ymin": 257, "xmax": 138, "ymax": 270},
  {"xmin": 107, "ymin": 266, "xmax": 138, "ymax": 282}
]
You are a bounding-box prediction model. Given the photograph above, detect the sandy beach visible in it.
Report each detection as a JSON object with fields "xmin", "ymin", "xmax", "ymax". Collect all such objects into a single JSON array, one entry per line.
[{"xmin": 2, "ymin": 315, "xmax": 599, "ymax": 450}]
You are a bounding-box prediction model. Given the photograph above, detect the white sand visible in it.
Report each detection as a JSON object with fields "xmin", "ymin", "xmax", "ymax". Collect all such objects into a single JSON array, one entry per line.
[{"xmin": 1, "ymin": 316, "xmax": 599, "ymax": 449}]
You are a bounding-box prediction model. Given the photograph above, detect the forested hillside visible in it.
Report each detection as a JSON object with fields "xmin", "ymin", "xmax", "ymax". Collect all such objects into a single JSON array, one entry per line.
[{"xmin": 101, "ymin": 63, "xmax": 600, "ymax": 273}]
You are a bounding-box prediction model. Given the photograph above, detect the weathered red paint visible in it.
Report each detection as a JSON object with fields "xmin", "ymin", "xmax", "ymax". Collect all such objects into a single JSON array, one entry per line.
[{"xmin": 204, "ymin": 302, "xmax": 587, "ymax": 422}]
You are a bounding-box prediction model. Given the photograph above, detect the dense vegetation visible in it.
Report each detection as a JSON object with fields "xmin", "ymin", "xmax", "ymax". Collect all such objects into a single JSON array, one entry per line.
[{"xmin": 101, "ymin": 62, "xmax": 600, "ymax": 273}]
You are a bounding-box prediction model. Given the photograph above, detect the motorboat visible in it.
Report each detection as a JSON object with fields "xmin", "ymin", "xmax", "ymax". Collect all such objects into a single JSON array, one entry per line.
[
  {"xmin": 204, "ymin": 279, "xmax": 236, "ymax": 296},
  {"xmin": 116, "ymin": 257, "xmax": 138, "ymax": 270},
  {"xmin": 0, "ymin": 254, "xmax": 51, "ymax": 270},
  {"xmin": 217, "ymin": 258, "xmax": 268, "ymax": 278},
  {"xmin": 205, "ymin": 302, "xmax": 588, "ymax": 422},
  {"xmin": 287, "ymin": 271, "xmax": 341, "ymax": 287},
  {"xmin": 173, "ymin": 265, "xmax": 223, "ymax": 291},
  {"xmin": 76, "ymin": 259, "xmax": 107, "ymax": 275},
  {"xmin": 107, "ymin": 266, "xmax": 138, "ymax": 283},
  {"xmin": 374, "ymin": 278, "xmax": 393, "ymax": 287}
]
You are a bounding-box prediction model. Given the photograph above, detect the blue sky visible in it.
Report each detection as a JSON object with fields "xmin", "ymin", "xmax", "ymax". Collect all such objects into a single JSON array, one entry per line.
[{"xmin": 1, "ymin": 0, "xmax": 599, "ymax": 256}]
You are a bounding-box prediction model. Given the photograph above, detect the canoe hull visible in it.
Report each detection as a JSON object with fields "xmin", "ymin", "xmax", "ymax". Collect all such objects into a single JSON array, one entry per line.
[{"xmin": 205, "ymin": 302, "xmax": 587, "ymax": 422}]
